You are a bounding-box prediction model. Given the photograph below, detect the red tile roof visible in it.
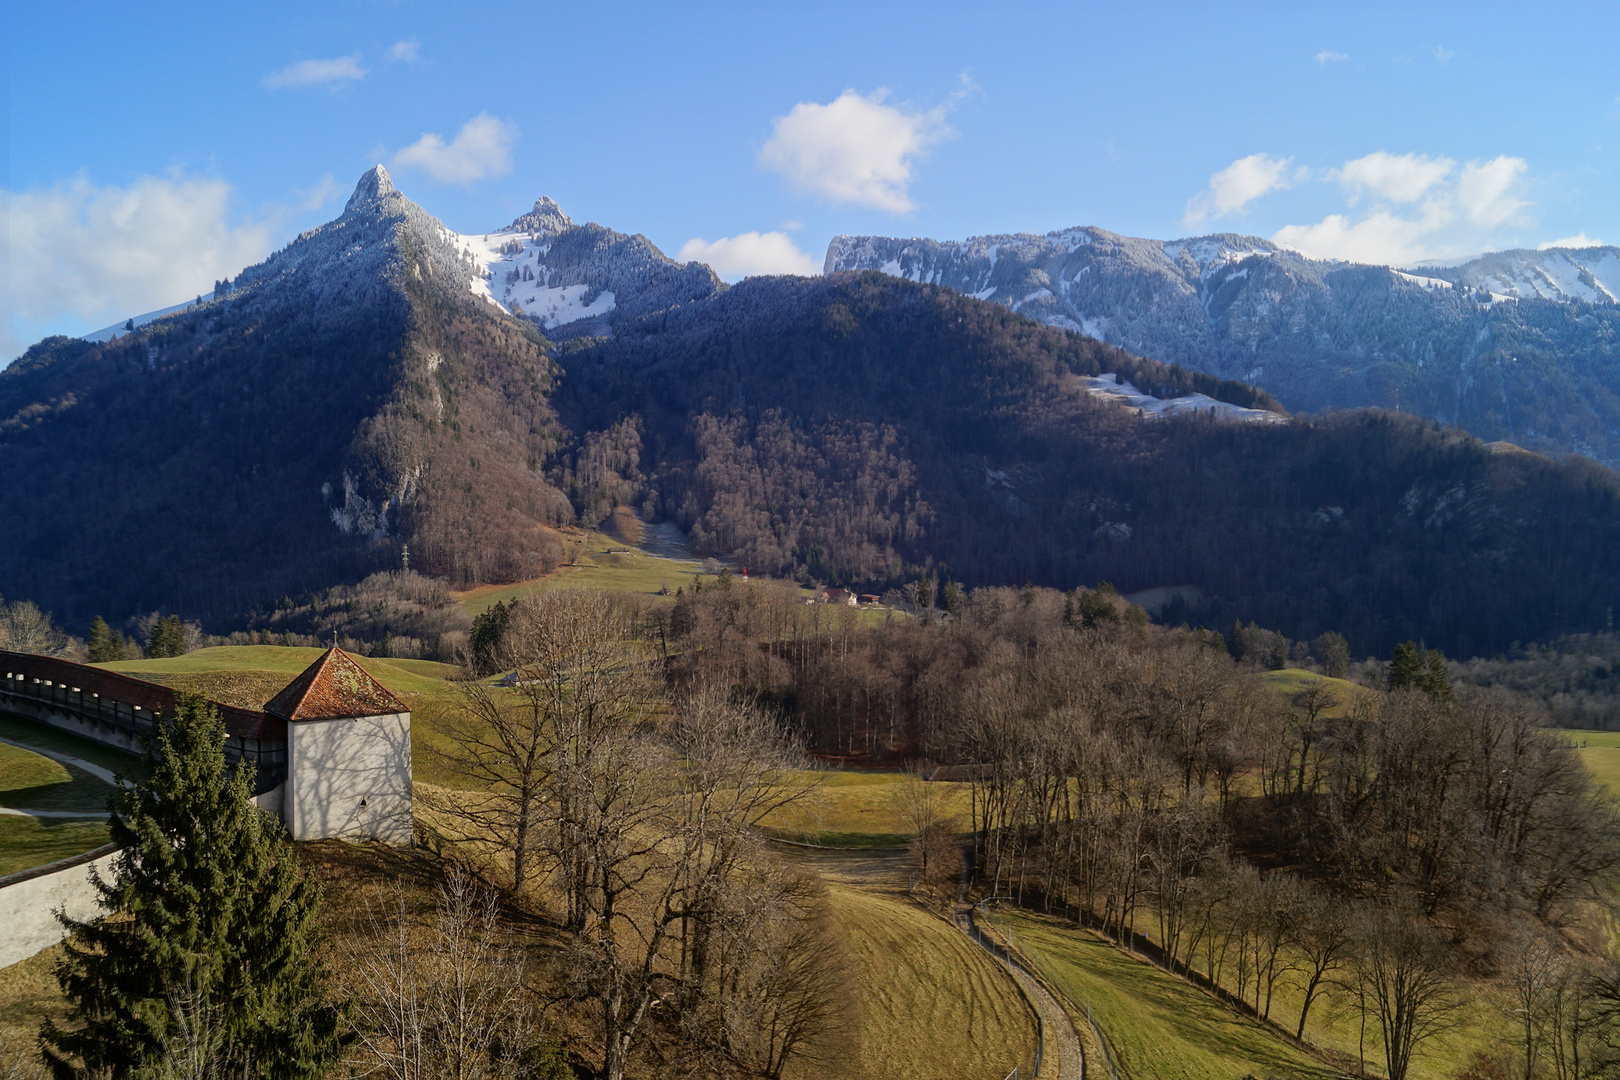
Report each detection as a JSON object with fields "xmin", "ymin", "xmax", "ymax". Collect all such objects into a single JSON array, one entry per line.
[{"xmin": 263, "ymin": 648, "xmax": 408, "ymax": 722}]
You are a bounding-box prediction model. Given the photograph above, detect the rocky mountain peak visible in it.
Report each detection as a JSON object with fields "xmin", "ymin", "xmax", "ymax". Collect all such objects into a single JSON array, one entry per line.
[
  {"xmin": 345, "ymin": 165, "xmax": 397, "ymax": 215},
  {"xmin": 504, "ymin": 196, "xmax": 574, "ymax": 238}
]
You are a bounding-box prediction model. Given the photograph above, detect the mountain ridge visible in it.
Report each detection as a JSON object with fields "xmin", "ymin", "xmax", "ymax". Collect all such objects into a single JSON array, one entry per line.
[
  {"xmin": 8, "ymin": 169, "xmax": 1620, "ymax": 660},
  {"xmin": 0, "ymin": 168, "xmax": 574, "ymax": 623},
  {"xmin": 826, "ymin": 227, "xmax": 1620, "ymax": 462}
]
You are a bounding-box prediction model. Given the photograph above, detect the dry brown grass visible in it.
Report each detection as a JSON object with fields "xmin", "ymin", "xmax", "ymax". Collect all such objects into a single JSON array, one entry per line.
[
  {"xmin": 760, "ymin": 770, "xmax": 973, "ymax": 848},
  {"xmin": 786, "ymin": 883, "xmax": 1036, "ymax": 1080},
  {"xmin": 0, "ymin": 945, "xmax": 65, "ymax": 1072}
]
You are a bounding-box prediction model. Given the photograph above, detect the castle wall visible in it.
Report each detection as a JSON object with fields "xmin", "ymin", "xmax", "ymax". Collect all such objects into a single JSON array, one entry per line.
[
  {"xmin": 0, "ymin": 845, "xmax": 120, "ymax": 969},
  {"xmin": 286, "ymin": 712, "xmax": 412, "ymax": 844}
]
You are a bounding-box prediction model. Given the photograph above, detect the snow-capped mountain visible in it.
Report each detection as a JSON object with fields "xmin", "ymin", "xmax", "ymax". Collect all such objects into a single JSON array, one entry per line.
[
  {"xmin": 1424, "ymin": 246, "xmax": 1620, "ymax": 304},
  {"xmin": 88, "ymin": 175, "xmax": 721, "ymax": 345},
  {"xmin": 14, "ymin": 165, "xmax": 1620, "ymax": 660},
  {"xmin": 448, "ymin": 197, "xmax": 721, "ymax": 337},
  {"xmin": 828, "ymin": 228, "xmax": 1620, "ymax": 463}
]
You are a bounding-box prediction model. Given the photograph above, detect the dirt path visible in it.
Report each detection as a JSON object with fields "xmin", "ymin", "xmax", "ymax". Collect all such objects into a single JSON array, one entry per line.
[
  {"xmin": 957, "ymin": 906, "xmax": 1087, "ymax": 1080},
  {"xmin": 0, "ymin": 737, "xmax": 120, "ymax": 785},
  {"xmin": 772, "ymin": 840, "xmax": 1074, "ymax": 1078},
  {"xmin": 0, "ymin": 736, "xmax": 119, "ymax": 818}
]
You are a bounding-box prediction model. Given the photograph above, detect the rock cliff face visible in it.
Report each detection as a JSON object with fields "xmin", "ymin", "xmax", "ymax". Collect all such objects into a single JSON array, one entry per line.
[{"xmin": 827, "ymin": 230, "xmax": 1620, "ymax": 462}]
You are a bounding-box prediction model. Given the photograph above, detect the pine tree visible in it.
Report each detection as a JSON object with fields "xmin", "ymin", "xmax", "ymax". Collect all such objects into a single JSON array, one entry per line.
[
  {"xmin": 145, "ymin": 614, "xmax": 187, "ymax": 658},
  {"xmin": 41, "ymin": 694, "xmax": 344, "ymax": 1079},
  {"xmin": 1388, "ymin": 641, "xmax": 1428, "ymax": 692},
  {"xmin": 1423, "ymin": 646, "xmax": 1455, "ymax": 703},
  {"xmin": 86, "ymin": 617, "xmax": 120, "ymax": 663},
  {"xmin": 1388, "ymin": 640, "xmax": 1454, "ymax": 701}
]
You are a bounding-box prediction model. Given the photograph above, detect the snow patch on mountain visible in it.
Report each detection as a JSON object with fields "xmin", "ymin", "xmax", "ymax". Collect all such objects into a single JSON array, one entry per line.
[
  {"xmin": 85, "ymin": 294, "xmax": 217, "ymax": 343},
  {"xmin": 1393, "ymin": 270, "xmax": 1457, "ymax": 291},
  {"xmin": 1077, "ymin": 372, "xmax": 1283, "ymax": 423},
  {"xmin": 451, "ymin": 225, "xmax": 618, "ymax": 328},
  {"xmin": 1456, "ymin": 248, "xmax": 1620, "ymax": 304}
]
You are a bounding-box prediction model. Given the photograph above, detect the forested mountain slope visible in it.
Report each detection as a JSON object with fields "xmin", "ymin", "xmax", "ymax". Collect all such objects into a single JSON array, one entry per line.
[
  {"xmin": 0, "ymin": 168, "xmax": 576, "ymax": 625},
  {"xmin": 7, "ymin": 169, "xmax": 1620, "ymax": 660},
  {"xmin": 560, "ymin": 272, "xmax": 1620, "ymax": 657},
  {"xmin": 828, "ymin": 229, "xmax": 1620, "ymax": 463}
]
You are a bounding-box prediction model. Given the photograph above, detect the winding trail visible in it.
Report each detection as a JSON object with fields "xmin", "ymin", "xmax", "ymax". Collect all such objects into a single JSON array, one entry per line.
[
  {"xmin": 0, "ymin": 735, "xmax": 120, "ymax": 817},
  {"xmin": 770, "ymin": 839, "xmax": 1089, "ymax": 1079},
  {"xmin": 0, "ymin": 736, "xmax": 121, "ymax": 784},
  {"xmin": 956, "ymin": 905, "xmax": 1086, "ymax": 1080}
]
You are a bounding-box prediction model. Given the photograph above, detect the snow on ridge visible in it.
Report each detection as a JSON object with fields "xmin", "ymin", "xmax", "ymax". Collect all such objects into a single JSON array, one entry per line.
[
  {"xmin": 452, "ymin": 228, "xmax": 617, "ymax": 328},
  {"xmin": 1078, "ymin": 372, "xmax": 1282, "ymax": 424},
  {"xmin": 1393, "ymin": 270, "xmax": 1455, "ymax": 290},
  {"xmin": 84, "ymin": 293, "xmax": 218, "ymax": 343}
]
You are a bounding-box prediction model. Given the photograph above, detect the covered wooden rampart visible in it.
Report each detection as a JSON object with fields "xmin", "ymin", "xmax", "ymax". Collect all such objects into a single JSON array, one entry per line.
[{"xmin": 0, "ymin": 651, "xmax": 287, "ymax": 792}]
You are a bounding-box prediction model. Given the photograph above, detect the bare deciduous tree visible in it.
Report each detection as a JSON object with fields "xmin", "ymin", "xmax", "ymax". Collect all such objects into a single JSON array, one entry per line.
[
  {"xmin": 1349, "ymin": 904, "xmax": 1462, "ymax": 1080},
  {"xmin": 342, "ymin": 864, "xmax": 553, "ymax": 1080}
]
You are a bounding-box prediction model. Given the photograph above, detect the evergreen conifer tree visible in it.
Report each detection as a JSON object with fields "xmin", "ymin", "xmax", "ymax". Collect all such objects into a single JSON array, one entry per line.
[
  {"xmin": 145, "ymin": 615, "xmax": 186, "ymax": 658},
  {"xmin": 1423, "ymin": 646, "xmax": 1455, "ymax": 703},
  {"xmin": 41, "ymin": 694, "xmax": 344, "ymax": 1079},
  {"xmin": 85, "ymin": 617, "xmax": 119, "ymax": 663},
  {"xmin": 1388, "ymin": 641, "xmax": 1427, "ymax": 692},
  {"xmin": 1388, "ymin": 640, "xmax": 1455, "ymax": 701}
]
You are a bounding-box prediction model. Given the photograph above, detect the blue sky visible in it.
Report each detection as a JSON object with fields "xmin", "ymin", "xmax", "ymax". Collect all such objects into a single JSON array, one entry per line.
[{"xmin": 5, "ymin": 1, "xmax": 1618, "ymax": 359}]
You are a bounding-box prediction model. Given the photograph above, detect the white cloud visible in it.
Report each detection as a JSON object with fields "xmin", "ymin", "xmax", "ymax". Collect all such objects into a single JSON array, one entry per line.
[
  {"xmin": 1434, "ymin": 45, "xmax": 1455, "ymax": 64},
  {"xmin": 1332, "ymin": 151, "xmax": 1454, "ymax": 204},
  {"xmin": 296, "ymin": 173, "xmax": 340, "ymax": 212},
  {"xmin": 1540, "ymin": 233, "xmax": 1607, "ymax": 250},
  {"xmin": 1273, "ymin": 154, "xmax": 1533, "ymax": 264},
  {"xmin": 1183, "ymin": 153, "xmax": 1296, "ymax": 224},
  {"xmin": 1314, "ymin": 50, "xmax": 1349, "ymax": 64},
  {"xmin": 388, "ymin": 40, "xmax": 420, "ymax": 62},
  {"xmin": 1455, "ymin": 156, "xmax": 1528, "ymax": 227},
  {"xmin": 676, "ymin": 232, "xmax": 819, "ymax": 280},
  {"xmin": 1274, "ymin": 210, "xmax": 1446, "ymax": 267},
  {"xmin": 263, "ymin": 54, "xmax": 366, "ymax": 89},
  {"xmin": 760, "ymin": 89, "xmax": 952, "ymax": 213},
  {"xmin": 3, "ymin": 174, "xmax": 274, "ymax": 360},
  {"xmin": 391, "ymin": 114, "xmax": 516, "ymax": 184}
]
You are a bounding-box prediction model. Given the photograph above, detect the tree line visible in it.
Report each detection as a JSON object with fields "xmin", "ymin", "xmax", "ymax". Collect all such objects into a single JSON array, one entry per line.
[
  {"xmin": 556, "ymin": 271, "xmax": 1620, "ymax": 658},
  {"xmin": 652, "ymin": 577, "xmax": 1620, "ymax": 1078}
]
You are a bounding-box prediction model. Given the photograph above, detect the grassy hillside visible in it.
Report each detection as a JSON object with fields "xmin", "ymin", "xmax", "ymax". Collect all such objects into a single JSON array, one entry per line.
[
  {"xmin": 454, "ymin": 528, "xmax": 709, "ymax": 616},
  {"xmin": 760, "ymin": 770, "xmax": 971, "ymax": 848},
  {"xmin": 995, "ymin": 909, "xmax": 1501, "ymax": 1080},
  {"xmin": 0, "ymin": 819, "xmax": 110, "ymax": 878},
  {"xmin": 1560, "ymin": 729, "xmax": 1620, "ymax": 795},
  {"xmin": 0, "ymin": 742, "xmax": 115, "ymax": 814},
  {"xmin": 796, "ymin": 884, "xmax": 1036, "ymax": 1080},
  {"xmin": 452, "ymin": 526, "xmax": 842, "ymax": 618},
  {"xmin": 0, "ymin": 943, "xmax": 67, "ymax": 1070},
  {"xmin": 99, "ymin": 646, "xmax": 457, "ymax": 693},
  {"xmin": 1261, "ymin": 668, "xmax": 1370, "ymax": 715},
  {"xmin": 0, "ymin": 739, "xmax": 115, "ymax": 875},
  {"xmin": 992, "ymin": 910, "xmax": 1338, "ymax": 1080}
]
